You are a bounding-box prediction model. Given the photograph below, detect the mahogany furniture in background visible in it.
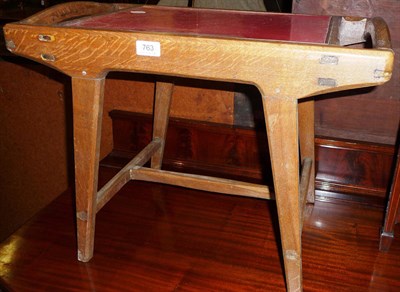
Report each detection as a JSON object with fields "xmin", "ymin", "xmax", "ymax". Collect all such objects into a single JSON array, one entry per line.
[
  {"xmin": 3, "ymin": 2, "xmax": 393, "ymax": 291},
  {"xmin": 380, "ymin": 143, "xmax": 400, "ymax": 251}
]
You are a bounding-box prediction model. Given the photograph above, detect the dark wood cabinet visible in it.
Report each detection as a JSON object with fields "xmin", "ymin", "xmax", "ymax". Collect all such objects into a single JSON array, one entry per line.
[{"xmin": 380, "ymin": 143, "xmax": 400, "ymax": 250}]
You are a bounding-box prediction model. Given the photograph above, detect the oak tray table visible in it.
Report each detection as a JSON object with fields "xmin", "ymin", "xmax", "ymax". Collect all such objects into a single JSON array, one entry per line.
[{"xmin": 3, "ymin": 2, "xmax": 394, "ymax": 291}]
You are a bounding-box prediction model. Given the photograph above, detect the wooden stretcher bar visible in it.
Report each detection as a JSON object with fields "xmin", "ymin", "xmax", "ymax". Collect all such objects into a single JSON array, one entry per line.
[
  {"xmin": 132, "ymin": 167, "xmax": 271, "ymax": 199},
  {"xmin": 300, "ymin": 158, "xmax": 313, "ymax": 232},
  {"xmin": 96, "ymin": 137, "xmax": 274, "ymax": 215},
  {"xmin": 96, "ymin": 138, "xmax": 162, "ymax": 213}
]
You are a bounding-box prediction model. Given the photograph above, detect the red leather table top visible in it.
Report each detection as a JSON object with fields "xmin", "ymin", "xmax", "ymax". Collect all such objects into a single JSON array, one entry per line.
[{"xmin": 65, "ymin": 6, "xmax": 332, "ymax": 44}]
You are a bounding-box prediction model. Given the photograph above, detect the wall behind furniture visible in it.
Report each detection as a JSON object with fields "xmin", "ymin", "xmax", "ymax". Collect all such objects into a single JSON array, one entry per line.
[
  {"xmin": 0, "ymin": 59, "xmax": 71, "ymax": 242},
  {"xmin": 101, "ymin": 74, "xmax": 235, "ymax": 158}
]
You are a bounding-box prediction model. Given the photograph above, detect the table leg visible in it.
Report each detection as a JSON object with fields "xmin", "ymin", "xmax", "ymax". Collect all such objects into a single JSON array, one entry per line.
[
  {"xmin": 298, "ymin": 99, "xmax": 315, "ymax": 203},
  {"xmin": 151, "ymin": 81, "xmax": 174, "ymax": 169},
  {"xmin": 380, "ymin": 146, "xmax": 400, "ymax": 251},
  {"xmin": 262, "ymin": 96, "xmax": 302, "ymax": 292},
  {"xmin": 72, "ymin": 77, "xmax": 105, "ymax": 262}
]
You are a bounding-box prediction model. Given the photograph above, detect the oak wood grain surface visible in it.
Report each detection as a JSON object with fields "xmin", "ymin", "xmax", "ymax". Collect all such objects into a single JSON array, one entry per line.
[{"xmin": 0, "ymin": 166, "xmax": 399, "ymax": 291}]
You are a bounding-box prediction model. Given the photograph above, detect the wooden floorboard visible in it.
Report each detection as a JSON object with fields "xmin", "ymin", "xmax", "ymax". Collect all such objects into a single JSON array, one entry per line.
[{"xmin": 1, "ymin": 166, "xmax": 400, "ymax": 291}]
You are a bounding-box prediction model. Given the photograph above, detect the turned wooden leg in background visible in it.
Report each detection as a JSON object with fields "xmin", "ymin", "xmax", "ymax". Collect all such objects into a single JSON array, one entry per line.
[
  {"xmin": 299, "ymin": 98, "xmax": 315, "ymax": 204},
  {"xmin": 72, "ymin": 77, "xmax": 105, "ymax": 262},
  {"xmin": 263, "ymin": 96, "xmax": 302, "ymax": 292},
  {"xmin": 380, "ymin": 143, "xmax": 400, "ymax": 251},
  {"xmin": 151, "ymin": 81, "xmax": 174, "ymax": 170}
]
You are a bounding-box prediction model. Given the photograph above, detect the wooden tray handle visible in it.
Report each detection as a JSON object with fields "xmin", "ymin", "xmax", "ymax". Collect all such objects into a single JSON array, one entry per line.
[
  {"xmin": 365, "ymin": 17, "xmax": 392, "ymax": 50},
  {"xmin": 326, "ymin": 16, "xmax": 392, "ymax": 49}
]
